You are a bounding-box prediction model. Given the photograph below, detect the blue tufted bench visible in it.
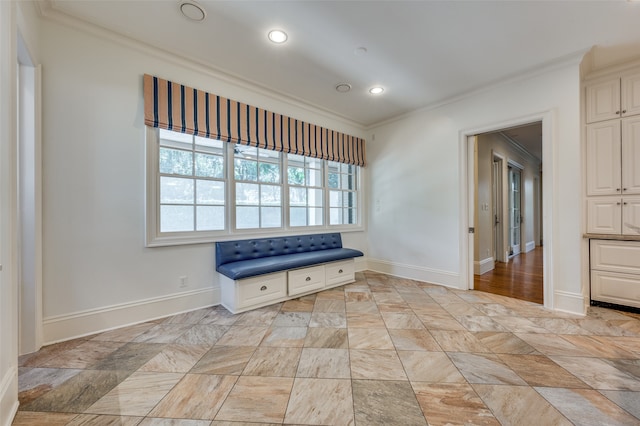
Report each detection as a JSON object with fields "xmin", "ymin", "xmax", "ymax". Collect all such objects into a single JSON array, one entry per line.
[{"xmin": 216, "ymin": 233, "xmax": 363, "ymax": 313}]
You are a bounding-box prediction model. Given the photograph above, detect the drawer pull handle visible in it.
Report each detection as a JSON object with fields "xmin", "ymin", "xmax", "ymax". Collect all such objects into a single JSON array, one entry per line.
[
  {"xmin": 338, "ymin": 269, "xmax": 343, "ymax": 273},
  {"xmin": 305, "ymin": 277, "xmax": 311, "ymax": 281},
  {"xmin": 260, "ymin": 285, "xmax": 267, "ymax": 291}
]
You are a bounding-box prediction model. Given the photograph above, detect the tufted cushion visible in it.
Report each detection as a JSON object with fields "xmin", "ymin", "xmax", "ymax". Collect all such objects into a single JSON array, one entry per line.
[{"xmin": 215, "ymin": 233, "xmax": 363, "ymax": 280}]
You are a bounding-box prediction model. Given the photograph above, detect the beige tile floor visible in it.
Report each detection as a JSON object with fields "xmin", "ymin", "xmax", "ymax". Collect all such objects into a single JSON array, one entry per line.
[{"xmin": 12, "ymin": 271, "xmax": 640, "ymax": 425}]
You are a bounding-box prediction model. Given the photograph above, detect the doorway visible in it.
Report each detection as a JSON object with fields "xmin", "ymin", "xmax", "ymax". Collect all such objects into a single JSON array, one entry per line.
[{"xmin": 470, "ymin": 122, "xmax": 544, "ymax": 304}]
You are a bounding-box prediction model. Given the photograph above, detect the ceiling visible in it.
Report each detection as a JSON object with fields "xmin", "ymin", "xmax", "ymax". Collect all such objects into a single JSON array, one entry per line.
[
  {"xmin": 44, "ymin": 0, "xmax": 640, "ymax": 127},
  {"xmin": 499, "ymin": 123, "xmax": 542, "ymax": 162}
]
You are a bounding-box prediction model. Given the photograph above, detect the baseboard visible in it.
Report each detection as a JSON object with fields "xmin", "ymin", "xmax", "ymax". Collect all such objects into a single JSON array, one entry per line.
[
  {"xmin": 525, "ymin": 241, "xmax": 536, "ymax": 253},
  {"xmin": 474, "ymin": 257, "xmax": 495, "ymax": 275},
  {"xmin": 43, "ymin": 286, "xmax": 220, "ymax": 344},
  {"xmin": 0, "ymin": 367, "xmax": 18, "ymax": 426},
  {"xmin": 365, "ymin": 258, "xmax": 460, "ymax": 288},
  {"xmin": 554, "ymin": 290, "xmax": 586, "ymax": 316}
]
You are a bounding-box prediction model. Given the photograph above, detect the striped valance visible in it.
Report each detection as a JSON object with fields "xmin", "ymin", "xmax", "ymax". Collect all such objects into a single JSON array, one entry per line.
[{"xmin": 143, "ymin": 74, "xmax": 366, "ymax": 166}]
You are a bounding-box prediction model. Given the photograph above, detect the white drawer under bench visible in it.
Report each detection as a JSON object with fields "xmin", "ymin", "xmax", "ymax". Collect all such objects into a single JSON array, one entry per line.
[{"xmin": 220, "ymin": 259, "xmax": 356, "ymax": 314}]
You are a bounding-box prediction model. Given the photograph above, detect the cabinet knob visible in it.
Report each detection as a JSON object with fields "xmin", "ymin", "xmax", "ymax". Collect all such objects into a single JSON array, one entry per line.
[
  {"xmin": 260, "ymin": 285, "xmax": 267, "ymax": 291},
  {"xmin": 617, "ymin": 202, "xmax": 622, "ymax": 205},
  {"xmin": 623, "ymin": 188, "xmax": 628, "ymax": 192},
  {"xmin": 305, "ymin": 277, "xmax": 311, "ymax": 281},
  {"xmin": 616, "ymin": 110, "xmax": 621, "ymax": 115},
  {"xmin": 624, "ymin": 202, "xmax": 628, "ymax": 205},
  {"xmin": 617, "ymin": 188, "xmax": 621, "ymax": 192},
  {"xmin": 622, "ymin": 109, "xmax": 627, "ymax": 114},
  {"xmin": 338, "ymin": 269, "xmax": 343, "ymax": 274}
]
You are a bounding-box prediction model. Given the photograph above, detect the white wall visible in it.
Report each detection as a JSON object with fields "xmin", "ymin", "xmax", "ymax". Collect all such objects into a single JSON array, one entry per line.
[
  {"xmin": 367, "ymin": 61, "xmax": 584, "ymax": 313},
  {"xmin": 38, "ymin": 15, "xmax": 367, "ymax": 342},
  {"xmin": 0, "ymin": 2, "xmax": 18, "ymax": 424}
]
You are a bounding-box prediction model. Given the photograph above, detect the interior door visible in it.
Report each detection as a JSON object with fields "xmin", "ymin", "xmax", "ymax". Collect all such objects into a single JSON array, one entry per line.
[{"xmin": 508, "ymin": 165, "xmax": 521, "ymax": 256}]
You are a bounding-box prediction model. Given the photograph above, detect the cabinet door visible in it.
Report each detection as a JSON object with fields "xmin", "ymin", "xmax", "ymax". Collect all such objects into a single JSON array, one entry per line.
[
  {"xmin": 622, "ymin": 116, "xmax": 640, "ymax": 194},
  {"xmin": 591, "ymin": 270, "xmax": 640, "ymax": 309},
  {"xmin": 621, "ymin": 71, "xmax": 640, "ymax": 118},
  {"xmin": 623, "ymin": 197, "xmax": 640, "ymax": 236},
  {"xmin": 587, "ymin": 198, "xmax": 621, "ymax": 234},
  {"xmin": 586, "ymin": 121, "xmax": 621, "ymax": 196},
  {"xmin": 586, "ymin": 77, "xmax": 620, "ymax": 123}
]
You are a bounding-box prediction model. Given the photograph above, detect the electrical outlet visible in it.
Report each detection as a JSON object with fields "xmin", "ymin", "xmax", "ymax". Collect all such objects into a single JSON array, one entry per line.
[{"xmin": 179, "ymin": 276, "xmax": 188, "ymax": 288}]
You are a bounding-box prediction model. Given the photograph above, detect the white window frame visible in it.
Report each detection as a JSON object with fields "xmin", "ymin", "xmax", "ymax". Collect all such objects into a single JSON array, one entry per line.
[{"xmin": 146, "ymin": 127, "xmax": 364, "ymax": 247}]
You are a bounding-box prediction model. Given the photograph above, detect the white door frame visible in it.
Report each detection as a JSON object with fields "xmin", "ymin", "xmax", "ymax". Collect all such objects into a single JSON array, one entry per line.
[{"xmin": 460, "ymin": 112, "xmax": 553, "ymax": 309}]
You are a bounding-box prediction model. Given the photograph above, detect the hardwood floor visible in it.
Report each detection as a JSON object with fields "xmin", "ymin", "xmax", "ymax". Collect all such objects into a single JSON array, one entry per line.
[{"xmin": 474, "ymin": 246, "xmax": 543, "ymax": 304}]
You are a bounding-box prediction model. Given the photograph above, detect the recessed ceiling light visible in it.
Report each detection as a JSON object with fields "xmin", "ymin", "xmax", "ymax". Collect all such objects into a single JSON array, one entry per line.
[
  {"xmin": 268, "ymin": 30, "xmax": 288, "ymax": 44},
  {"xmin": 179, "ymin": 0, "xmax": 206, "ymax": 22},
  {"xmin": 335, "ymin": 83, "xmax": 352, "ymax": 93},
  {"xmin": 369, "ymin": 86, "xmax": 384, "ymax": 95}
]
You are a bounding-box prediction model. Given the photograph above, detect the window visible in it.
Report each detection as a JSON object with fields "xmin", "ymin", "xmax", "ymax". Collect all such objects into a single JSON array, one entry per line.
[
  {"xmin": 158, "ymin": 129, "xmax": 225, "ymax": 233},
  {"xmin": 146, "ymin": 128, "xmax": 362, "ymax": 246},
  {"xmin": 288, "ymin": 154, "xmax": 324, "ymax": 227},
  {"xmin": 234, "ymin": 145, "xmax": 282, "ymax": 229},
  {"xmin": 329, "ymin": 161, "xmax": 358, "ymax": 225}
]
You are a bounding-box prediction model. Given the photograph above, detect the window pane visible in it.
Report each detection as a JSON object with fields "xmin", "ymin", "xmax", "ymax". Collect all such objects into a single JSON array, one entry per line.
[
  {"xmin": 196, "ymin": 206, "xmax": 224, "ymax": 231},
  {"xmin": 235, "ymin": 144, "xmax": 257, "ymax": 158},
  {"xmin": 341, "ymin": 173, "xmax": 355, "ymax": 190},
  {"xmin": 307, "ymin": 157, "xmax": 323, "ymax": 169},
  {"xmin": 309, "ymin": 207, "xmax": 323, "ymax": 226},
  {"xmin": 160, "ymin": 177, "xmax": 194, "ymax": 203},
  {"xmin": 260, "ymin": 185, "xmax": 281, "ymax": 205},
  {"xmin": 288, "ymin": 166, "xmax": 305, "ymax": 185},
  {"xmin": 261, "ymin": 207, "xmax": 281, "ymax": 228},
  {"xmin": 330, "ymin": 190, "xmax": 342, "ymax": 208},
  {"xmin": 160, "ymin": 148, "xmax": 193, "ymax": 175},
  {"xmin": 195, "ymin": 136, "xmax": 223, "ymax": 150},
  {"xmin": 259, "ymin": 148, "xmax": 280, "ymax": 160},
  {"xmin": 330, "ymin": 208, "xmax": 342, "ymax": 225},
  {"xmin": 328, "ymin": 172, "xmax": 339, "ymax": 189},
  {"xmin": 343, "ymin": 192, "xmax": 356, "ymax": 208},
  {"xmin": 160, "ymin": 205, "xmax": 194, "ymax": 232},
  {"xmin": 234, "ymin": 158, "xmax": 258, "ymax": 181},
  {"xmin": 308, "ymin": 189, "xmax": 323, "ymax": 207},
  {"xmin": 158, "ymin": 129, "xmax": 193, "ymax": 145},
  {"xmin": 288, "ymin": 154, "xmax": 306, "ymax": 166},
  {"xmin": 195, "ymin": 153, "xmax": 224, "ymax": 178},
  {"xmin": 344, "ymin": 208, "xmax": 357, "ymax": 224},
  {"xmin": 289, "ymin": 187, "xmax": 306, "ymax": 206},
  {"xmin": 259, "ymin": 163, "xmax": 280, "ymax": 183},
  {"xmin": 306, "ymin": 169, "xmax": 323, "ymax": 187},
  {"xmin": 236, "ymin": 183, "xmax": 259, "ymax": 205},
  {"xmin": 196, "ymin": 180, "xmax": 224, "ymax": 204},
  {"xmin": 290, "ymin": 207, "xmax": 307, "ymax": 227},
  {"xmin": 236, "ymin": 206, "xmax": 259, "ymax": 229}
]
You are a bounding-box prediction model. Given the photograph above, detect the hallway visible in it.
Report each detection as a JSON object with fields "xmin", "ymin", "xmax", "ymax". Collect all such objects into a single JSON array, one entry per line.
[{"xmin": 474, "ymin": 247, "xmax": 543, "ymax": 304}]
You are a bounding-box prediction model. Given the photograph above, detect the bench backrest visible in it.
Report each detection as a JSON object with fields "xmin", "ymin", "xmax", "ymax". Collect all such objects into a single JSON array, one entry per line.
[{"xmin": 215, "ymin": 233, "xmax": 343, "ymax": 267}]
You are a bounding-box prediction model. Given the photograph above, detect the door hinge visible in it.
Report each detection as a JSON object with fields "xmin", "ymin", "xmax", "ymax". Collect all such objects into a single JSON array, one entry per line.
[{"xmin": 468, "ymin": 227, "xmax": 475, "ymax": 234}]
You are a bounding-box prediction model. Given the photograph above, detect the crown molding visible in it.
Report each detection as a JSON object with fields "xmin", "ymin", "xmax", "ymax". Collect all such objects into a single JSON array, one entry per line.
[
  {"xmin": 367, "ymin": 49, "xmax": 587, "ymax": 131},
  {"xmin": 35, "ymin": 1, "xmax": 367, "ymax": 133}
]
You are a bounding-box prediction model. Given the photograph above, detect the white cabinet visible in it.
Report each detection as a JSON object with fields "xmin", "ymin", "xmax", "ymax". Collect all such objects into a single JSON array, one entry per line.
[
  {"xmin": 587, "ymin": 196, "xmax": 640, "ymax": 235},
  {"xmin": 591, "ymin": 240, "xmax": 640, "ymax": 308},
  {"xmin": 622, "ymin": 116, "xmax": 640, "ymax": 194},
  {"xmin": 326, "ymin": 259, "xmax": 355, "ymax": 287},
  {"xmin": 586, "ymin": 71, "xmax": 640, "ymax": 124},
  {"xmin": 586, "ymin": 121, "xmax": 621, "ymax": 196}
]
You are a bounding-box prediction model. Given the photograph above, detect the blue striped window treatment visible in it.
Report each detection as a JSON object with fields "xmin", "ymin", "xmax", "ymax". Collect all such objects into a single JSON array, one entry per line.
[{"xmin": 143, "ymin": 74, "xmax": 366, "ymax": 166}]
